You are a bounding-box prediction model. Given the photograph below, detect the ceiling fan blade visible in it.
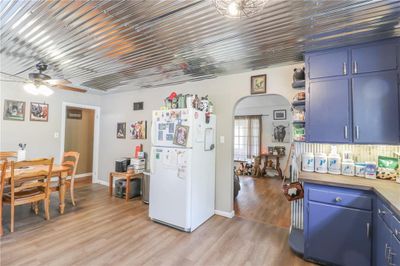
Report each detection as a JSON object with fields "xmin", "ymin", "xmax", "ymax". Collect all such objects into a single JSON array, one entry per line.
[
  {"xmin": 52, "ymin": 84, "xmax": 87, "ymax": 93},
  {"xmin": 0, "ymin": 71, "xmax": 29, "ymax": 81},
  {"xmin": 44, "ymin": 79, "xmax": 72, "ymax": 85}
]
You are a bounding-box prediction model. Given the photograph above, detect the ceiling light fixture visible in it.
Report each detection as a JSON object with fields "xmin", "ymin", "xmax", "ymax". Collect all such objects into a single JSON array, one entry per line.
[
  {"xmin": 23, "ymin": 83, "xmax": 54, "ymax": 96},
  {"xmin": 213, "ymin": 0, "xmax": 267, "ymax": 19}
]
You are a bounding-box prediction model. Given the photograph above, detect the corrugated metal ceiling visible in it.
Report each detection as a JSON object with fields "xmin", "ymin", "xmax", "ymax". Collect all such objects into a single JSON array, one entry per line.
[{"xmin": 1, "ymin": 0, "xmax": 399, "ymax": 91}]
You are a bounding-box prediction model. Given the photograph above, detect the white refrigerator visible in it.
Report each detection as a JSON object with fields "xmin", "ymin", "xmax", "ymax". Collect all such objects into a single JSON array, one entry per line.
[{"xmin": 149, "ymin": 108, "xmax": 216, "ymax": 232}]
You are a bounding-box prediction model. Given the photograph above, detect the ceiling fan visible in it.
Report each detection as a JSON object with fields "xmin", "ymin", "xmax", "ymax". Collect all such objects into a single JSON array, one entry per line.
[{"xmin": 0, "ymin": 62, "xmax": 87, "ymax": 95}]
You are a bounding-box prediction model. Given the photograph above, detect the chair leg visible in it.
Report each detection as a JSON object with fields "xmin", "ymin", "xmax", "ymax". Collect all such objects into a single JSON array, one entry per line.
[
  {"xmin": 44, "ymin": 198, "xmax": 50, "ymax": 220},
  {"xmin": 10, "ymin": 205, "xmax": 14, "ymax": 233},
  {"xmin": 0, "ymin": 203, "xmax": 3, "ymax": 237},
  {"xmin": 70, "ymin": 179, "xmax": 76, "ymax": 206}
]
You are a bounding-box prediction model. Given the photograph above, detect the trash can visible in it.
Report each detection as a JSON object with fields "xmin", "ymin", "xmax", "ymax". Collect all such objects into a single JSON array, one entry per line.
[{"xmin": 142, "ymin": 170, "xmax": 150, "ymax": 204}]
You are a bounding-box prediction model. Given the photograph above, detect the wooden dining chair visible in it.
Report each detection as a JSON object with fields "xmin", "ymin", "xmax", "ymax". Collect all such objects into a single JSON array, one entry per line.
[
  {"xmin": 0, "ymin": 151, "xmax": 17, "ymax": 161},
  {"xmin": 0, "ymin": 160, "xmax": 7, "ymax": 236},
  {"xmin": 3, "ymin": 158, "xmax": 54, "ymax": 233},
  {"xmin": 51, "ymin": 152, "xmax": 80, "ymax": 206}
]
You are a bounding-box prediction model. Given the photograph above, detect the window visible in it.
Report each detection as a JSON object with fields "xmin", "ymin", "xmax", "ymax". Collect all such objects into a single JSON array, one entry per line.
[{"xmin": 234, "ymin": 116, "xmax": 261, "ymax": 161}]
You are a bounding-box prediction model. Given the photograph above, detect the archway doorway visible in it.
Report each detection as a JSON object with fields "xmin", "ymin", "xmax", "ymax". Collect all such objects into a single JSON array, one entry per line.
[{"xmin": 232, "ymin": 94, "xmax": 292, "ymax": 228}]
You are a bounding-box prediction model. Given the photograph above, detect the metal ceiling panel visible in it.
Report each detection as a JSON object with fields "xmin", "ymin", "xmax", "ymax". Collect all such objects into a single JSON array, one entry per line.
[{"xmin": 1, "ymin": 0, "xmax": 399, "ymax": 91}]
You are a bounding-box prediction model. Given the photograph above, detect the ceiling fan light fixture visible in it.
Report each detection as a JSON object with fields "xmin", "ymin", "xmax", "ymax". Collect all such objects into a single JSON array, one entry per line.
[
  {"xmin": 24, "ymin": 83, "xmax": 39, "ymax": 95},
  {"xmin": 213, "ymin": 0, "xmax": 267, "ymax": 19},
  {"xmin": 37, "ymin": 85, "xmax": 54, "ymax": 96}
]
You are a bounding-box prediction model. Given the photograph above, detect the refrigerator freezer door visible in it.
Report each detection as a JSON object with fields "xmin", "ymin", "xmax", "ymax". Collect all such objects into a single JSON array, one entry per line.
[
  {"xmin": 152, "ymin": 109, "xmax": 194, "ymax": 148},
  {"xmin": 149, "ymin": 147, "xmax": 192, "ymax": 230}
]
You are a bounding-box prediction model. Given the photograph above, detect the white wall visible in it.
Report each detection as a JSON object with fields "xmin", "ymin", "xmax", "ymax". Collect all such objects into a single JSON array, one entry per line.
[
  {"xmin": 234, "ymin": 95, "xmax": 292, "ymax": 168},
  {"xmin": 0, "ymin": 82, "xmax": 101, "ymax": 163},
  {"xmin": 98, "ymin": 63, "xmax": 302, "ymax": 213}
]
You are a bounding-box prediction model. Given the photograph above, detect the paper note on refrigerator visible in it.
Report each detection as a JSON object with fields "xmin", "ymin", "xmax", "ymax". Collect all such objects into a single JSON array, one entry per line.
[
  {"xmin": 163, "ymin": 150, "xmax": 177, "ymax": 168},
  {"xmin": 204, "ymin": 128, "xmax": 214, "ymax": 151}
]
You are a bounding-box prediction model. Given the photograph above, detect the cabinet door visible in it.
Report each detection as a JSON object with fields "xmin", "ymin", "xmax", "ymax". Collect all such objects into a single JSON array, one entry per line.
[
  {"xmin": 307, "ymin": 50, "xmax": 348, "ymax": 79},
  {"xmin": 307, "ymin": 78, "xmax": 352, "ymax": 143},
  {"xmin": 305, "ymin": 202, "xmax": 372, "ymax": 266},
  {"xmin": 391, "ymin": 234, "xmax": 400, "ymax": 266},
  {"xmin": 352, "ymin": 72, "xmax": 399, "ymax": 144},
  {"xmin": 351, "ymin": 43, "xmax": 397, "ymax": 74},
  {"xmin": 375, "ymin": 215, "xmax": 393, "ymax": 266}
]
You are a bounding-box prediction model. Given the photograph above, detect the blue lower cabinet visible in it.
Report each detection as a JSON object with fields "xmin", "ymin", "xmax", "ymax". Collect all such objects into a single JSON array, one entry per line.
[
  {"xmin": 375, "ymin": 214, "xmax": 392, "ymax": 266},
  {"xmin": 304, "ymin": 183, "xmax": 372, "ymax": 266},
  {"xmin": 391, "ymin": 234, "xmax": 400, "ymax": 266}
]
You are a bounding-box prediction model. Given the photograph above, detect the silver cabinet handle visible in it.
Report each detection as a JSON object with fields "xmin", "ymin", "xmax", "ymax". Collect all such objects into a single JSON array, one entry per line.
[
  {"xmin": 335, "ymin": 197, "xmax": 342, "ymax": 202},
  {"xmin": 344, "ymin": 126, "xmax": 348, "ymax": 139},
  {"xmin": 388, "ymin": 247, "xmax": 396, "ymax": 265},
  {"xmin": 378, "ymin": 209, "xmax": 386, "ymax": 215},
  {"xmin": 353, "ymin": 61, "xmax": 358, "ymax": 74},
  {"xmin": 355, "ymin": 126, "xmax": 360, "ymax": 139},
  {"xmin": 395, "ymin": 229, "xmax": 399, "ymax": 237},
  {"xmin": 366, "ymin": 223, "xmax": 370, "ymax": 238},
  {"xmin": 386, "ymin": 243, "xmax": 389, "ymax": 261},
  {"xmin": 343, "ymin": 62, "xmax": 347, "ymax": 75}
]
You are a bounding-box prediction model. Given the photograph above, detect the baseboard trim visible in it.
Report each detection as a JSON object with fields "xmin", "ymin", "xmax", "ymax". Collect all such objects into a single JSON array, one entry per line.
[
  {"xmin": 214, "ymin": 210, "xmax": 235, "ymax": 218},
  {"xmin": 95, "ymin": 179, "xmax": 109, "ymax": 186},
  {"xmin": 75, "ymin": 173, "xmax": 92, "ymax": 178}
]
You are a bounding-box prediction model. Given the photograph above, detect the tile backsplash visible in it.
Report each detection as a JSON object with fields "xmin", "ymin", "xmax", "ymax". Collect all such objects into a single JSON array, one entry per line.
[{"xmin": 294, "ymin": 143, "xmax": 400, "ymax": 162}]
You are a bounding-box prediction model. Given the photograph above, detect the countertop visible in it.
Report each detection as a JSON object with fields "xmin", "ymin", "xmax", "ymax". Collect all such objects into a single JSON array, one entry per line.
[{"xmin": 299, "ymin": 171, "xmax": 400, "ymax": 217}]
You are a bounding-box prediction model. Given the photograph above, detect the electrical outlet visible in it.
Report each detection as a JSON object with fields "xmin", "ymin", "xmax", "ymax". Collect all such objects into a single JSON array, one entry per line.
[
  {"xmin": 220, "ymin": 136, "xmax": 225, "ymax": 144},
  {"xmin": 54, "ymin": 132, "xmax": 59, "ymax": 139}
]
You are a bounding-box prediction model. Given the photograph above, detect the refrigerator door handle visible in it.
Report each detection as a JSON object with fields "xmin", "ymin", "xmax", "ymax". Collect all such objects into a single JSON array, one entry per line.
[
  {"xmin": 151, "ymin": 119, "xmax": 156, "ymax": 146},
  {"xmin": 150, "ymin": 151, "xmax": 155, "ymax": 175}
]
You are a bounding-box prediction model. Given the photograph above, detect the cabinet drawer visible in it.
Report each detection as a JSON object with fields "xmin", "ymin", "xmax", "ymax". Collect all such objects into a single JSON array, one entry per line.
[
  {"xmin": 308, "ymin": 187, "xmax": 372, "ymax": 210},
  {"xmin": 377, "ymin": 199, "xmax": 393, "ymax": 228}
]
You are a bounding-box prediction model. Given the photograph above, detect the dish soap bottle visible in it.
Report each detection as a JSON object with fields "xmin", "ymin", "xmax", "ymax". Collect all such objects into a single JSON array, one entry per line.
[{"xmin": 328, "ymin": 146, "xmax": 341, "ymax": 175}]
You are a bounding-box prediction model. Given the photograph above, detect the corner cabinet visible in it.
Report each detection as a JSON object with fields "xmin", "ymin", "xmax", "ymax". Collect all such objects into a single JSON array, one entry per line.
[
  {"xmin": 304, "ymin": 183, "xmax": 373, "ymax": 266},
  {"xmin": 305, "ymin": 38, "xmax": 400, "ymax": 144}
]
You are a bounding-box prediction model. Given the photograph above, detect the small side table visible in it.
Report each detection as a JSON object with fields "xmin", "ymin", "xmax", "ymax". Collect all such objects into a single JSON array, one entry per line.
[{"xmin": 109, "ymin": 172, "xmax": 144, "ymax": 201}]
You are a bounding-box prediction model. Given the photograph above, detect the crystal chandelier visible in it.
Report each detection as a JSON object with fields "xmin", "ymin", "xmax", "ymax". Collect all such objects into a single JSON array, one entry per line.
[{"xmin": 213, "ymin": 0, "xmax": 267, "ymax": 19}]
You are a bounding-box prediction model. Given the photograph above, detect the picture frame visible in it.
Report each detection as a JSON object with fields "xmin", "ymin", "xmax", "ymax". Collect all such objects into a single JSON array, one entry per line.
[
  {"xmin": 173, "ymin": 125, "xmax": 189, "ymax": 147},
  {"xmin": 133, "ymin": 102, "xmax": 144, "ymax": 111},
  {"xmin": 129, "ymin": 121, "xmax": 147, "ymax": 139},
  {"xmin": 116, "ymin": 122, "xmax": 126, "ymax": 139},
  {"xmin": 3, "ymin": 100, "xmax": 25, "ymax": 121},
  {"xmin": 250, "ymin": 74, "xmax": 267, "ymax": 94},
  {"xmin": 67, "ymin": 108, "xmax": 82, "ymax": 120},
  {"xmin": 30, "ymin": 102, "xmax": 49, "ymax": 122},
  {"xmin": 272, "ymin": 122, "xmax": 291, "ymax": 143},
  {"xmin": 273, "ymin": 109, "xmax": 286, "ymax": 120}
]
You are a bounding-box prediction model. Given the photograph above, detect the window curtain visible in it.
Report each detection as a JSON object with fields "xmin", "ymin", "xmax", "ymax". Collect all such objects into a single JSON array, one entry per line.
[{"xmin": 234, "ymin": 115, "xmax": 261, "ymax": 161}]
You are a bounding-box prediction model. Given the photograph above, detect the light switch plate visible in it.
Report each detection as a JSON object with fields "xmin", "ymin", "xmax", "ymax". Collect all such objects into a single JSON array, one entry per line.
[
  {"xmin": 54, "ymin": 132, "xmax": 59, "ymax": 139},
  {"xmin": 220, "ymin": 136, "xmax": 225, "ymax": 144}
]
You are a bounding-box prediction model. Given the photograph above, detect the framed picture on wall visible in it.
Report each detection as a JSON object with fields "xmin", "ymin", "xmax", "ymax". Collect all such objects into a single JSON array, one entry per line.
[
  {"xmin": 30, "ymin": 102, "xmax": 49, "ymax": 122},
  {"xmin": 117, "ymin": 122, "xmax": 126, "ymax": 139},
  {"xmin": 250, "ymin": 74, "xmax": 267, "ymax": 94},
  {"xmin": 3, "ymin": 99, "xmax": 25, "ymax": 121},
  {"xmin": 129, "ymin": 121, "xmax": 147, "ymax": 139},
  {"xmin": 272, "ymin": 122, "xmax": 290, "ymax": 143},
  {"xmin": 273, "ymin": 109, "xmax": 286, "ymax": 120}
]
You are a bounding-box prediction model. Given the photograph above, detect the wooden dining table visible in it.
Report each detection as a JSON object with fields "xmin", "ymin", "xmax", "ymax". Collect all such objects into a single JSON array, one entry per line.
[{"xmin": 5, "ymin": 164, "xmax": 70, "ymax": 214}]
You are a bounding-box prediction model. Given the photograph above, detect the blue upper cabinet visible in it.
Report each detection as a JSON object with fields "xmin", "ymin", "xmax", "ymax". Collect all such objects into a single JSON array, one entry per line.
[
  {"xmin": 308, "ymin": 78, "xmax": 352, "ymax": 143},
  {"xmin": 305, "ymin": 38, "xmax": 400, "ymax": 144},
  {"xmin": 307, "ymin": 49, "xmax": 348, "ymax": 79},
  {"xmin": 351, "ymin": 43, "xmax": 398, "ymax": 74},
  {"xmin": 352, "ymin": 72, "xmax": 399, "ymax": 144}
]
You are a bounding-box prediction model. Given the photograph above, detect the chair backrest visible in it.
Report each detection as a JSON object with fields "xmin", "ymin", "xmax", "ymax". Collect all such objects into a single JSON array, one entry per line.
[
  {"xmin": 62, "ymin": 151, "xmax": 80, "ymax": 177},
  {"xmin": 0, "ymin": 160, "xmax": 7, "ymax": 201},
  {"xmin": 0, "ymin": 151, "xmax": 17, "ymax": 161},
  {"xmin": 10, "ymin": 158, "xmax": 54, "ymax": 199}
]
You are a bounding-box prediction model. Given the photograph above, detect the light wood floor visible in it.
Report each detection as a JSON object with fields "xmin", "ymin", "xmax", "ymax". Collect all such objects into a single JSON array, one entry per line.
[
  {"xmin": 234, "ymin": 175, "xmax": 291, "ymax": 228},
  {"xmin": 0, "ymin": 183, "xmax": 314, "ymax": 266}
]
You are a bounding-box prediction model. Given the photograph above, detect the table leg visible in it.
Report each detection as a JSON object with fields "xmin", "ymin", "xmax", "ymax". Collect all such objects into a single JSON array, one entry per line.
[
  {"xmin": 276, "ymin": 157, "xmax": 283, "ymax": 179},
  {"xmin": 59, "ymin": 172, "xmax": 67, "ymax": 214},
  {"xmin": 125, "ymin": 176, "xmax": 131, "ymax": 201},
  {"xmin": 109, "ymin": 174, "xmax": 113, "ymax": 197}
]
